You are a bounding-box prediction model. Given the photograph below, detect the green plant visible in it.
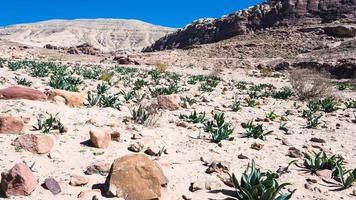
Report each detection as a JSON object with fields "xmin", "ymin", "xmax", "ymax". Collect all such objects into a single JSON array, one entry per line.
[
  {"xmin": 265, "ymin": 111, "xmax": 277, "ymax": 121},
  {"xmin": 149, "ymin": 83, "xmax": 179, "ymax": 97},
  {"xmin": 181, "ymin": 96, "xmax": 196, "ymax": 108},
  {"xmin": 336, "ymin": 164, "xmax": 356, "ymax": 189},
  {"xmin": 302, "ymin": 151, "xmax": 344, "ymax": 175},
  {"xmin": 242, "ymin": 121, "xmax": 273, "ymax": 140},
  {"xmin": 204, "ymin": 113, "xmax": 233, "ymax": 143},
  {"xmin": 86, "ymin": 92, "xmax": 101, "ymax": 107},
  {"xmin": 29, "ymin": 65, "xmax": 50, "ymax": 77},
  {"xmin": 49, "ymin": 75, "xmax": 82, "ymax": 91},
  {"xmin": 230, "ymin": 160, "xmax": 295, "ymax": 200},
  {"xmin": 131, "ymin": 105, "xmax": 150, "ymax": 124},
  {"xmin": 15, "ymin": 77, "xmax": 32, "ymax": 87},
  {"xmin": 100, "ymin": 94, "xmax": 121, "ymax": 109},
  {"xmin": 236, "ymin": 81, "xmax": 248, "ymax": 90},
  {"xmin": 231, "ymin": 100, "xmax": 241, "ymax": 112},
  {"xmin": 306, "ymin": 115, "xmax": 321, "ymax": 129},
  {"xmin": 180, "ymin": 111, "xmax": 206, "ymax": 124},
  {"xmin": 319, "ymin": 97, "xmax": 337, "ymax": 113},
  {"xmin": 120, "ymin": 90, "xmax": 136, "ymax": 102},
  {"xmin": 273, "ymin": 87, "xmax": 293, "ymax": 100},
  {"xmin": 33, "ymin": 113, "xmax": 65, "ymax": 134},
  {"xmin": 336, "ymin": 83, "xmax": 348, "ymax": 91},
  {"xmin": 345, "ymin": 99, "xmax": 356, "ymax": 108},
  {"xmin": 133, "ymin": 79, "xmax": 148, "ymax": 90},
  {"xmin": 97, "ymin": 83, "xmax": 109, "ymax": 95},
  {"xmin": 246, "ymin": 98, "xmax": 258, "ymax": 107}
]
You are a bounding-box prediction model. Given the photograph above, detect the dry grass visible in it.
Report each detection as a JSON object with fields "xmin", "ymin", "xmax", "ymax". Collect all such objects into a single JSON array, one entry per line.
[
  {"xmin": 289, "ymin": 69, "xmax": 332, "ymax": 101},
  {"xmin": 155, "ymin": 63, "xmax": 168, "ymax": 73}
]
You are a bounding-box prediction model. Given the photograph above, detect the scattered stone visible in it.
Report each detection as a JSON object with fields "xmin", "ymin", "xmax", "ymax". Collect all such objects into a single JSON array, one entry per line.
[
  {"xmin": 238, "ymin": 154, "xmax": 249, "ymax": 159},
  {"xmin": 0, "ymin": 86, "xmax": 47, "ymax": 101},
  {"xmin": 306, "ymin": 177, "xmax": 318, "ymax": 184},
  {"xmin": 251, "ymin": 142, "xmax": 264, "ymax": 150},
  {"xmin": 0, "ymin": 116, "xmax": 24, "ymax": 134},
  {"xmin": 0, "ymin": 163, "xmax": 37, "ymax": 197},
  {"xmin": 310, "ymin": 137, "xmax": 326, "ymax": 143},
  {"xmin": 107, "ymin": 154, "xmax": 168, "ymax": 200},
  {"xmin": 176, "ymin": 121, "xmax": 189, "ymax": 128},
  {"xmin": 85, "ymin": 162, "xmax": 111, "ymax": 176},
  {"xmin": 11, "ymin": 134, "xmax": 54, "ymax": 154},
  {"xmin": 281, "ymin": 138, "xmax": 292, "ymax": 146},
  {"xmin": 131, "ymin": 133, "xmax": 143, "ymax": 140},
  {"xmin": 47, "ymin": 89, "xmax": 84, "ymax": 108},
  {"xmin": 206, "ymin": 161, "xmax": 230, "ymax": 174},
  {"xmin": 189, "ymin": 181, "xmax": 204, "ymax": 192},
  {"xmin": 287, "ymin": 147, "xmax": 303, "ymax": 158},
  {"xmin": 89, "ymin": 129, "xmax": 111, "ymax": 148},
  {"xmin": 110, "ymin": 131, "xmax": 121, "ymax": 142},
  {"xmin": 144, "ymin": 147, "xmax": 159, "ymax": 156},
  {"xmin": 44, "ymin": 177, "xmax": 61, "ymax": 195},
  {"xmin": 69, "ymin": 175, "xmax": 89, "ymax": 186},
  {"xmin": 128, "ymin": 141, "xmax": 144, "ymax": 152},
  {"xmin": 182, "ymin": 194, "xmax": 193, "ymax": 200},
  {"xmin": 324, "ymin": 25, "xmax": 356, "ymax": 38},
  {"xmin": 157, "ymin": 95, "xmax": 181, "ymax": 110},
  {"xmin": 316, "ymin": 169, "xmax": 333, "ymax": 179}
]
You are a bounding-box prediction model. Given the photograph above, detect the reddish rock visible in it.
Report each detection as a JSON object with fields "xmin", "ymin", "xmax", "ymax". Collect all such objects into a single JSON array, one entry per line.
[
  {"xmin": 0, "ymin": 116, "xmax": 24, "ymax": 134},
  {"xmin": 89, "ymin": 129, "xmax": 111, "ymax": 148},
  {"xmin": 85, "ymin": 162, "xmax": 111, "ymax": 176},
  {"xmin": 69, "ymin": 175, "xmax": 89, "ymax": 186},
  {"xmin": 1, "ymin": 163, "xmax": 37, "ymax": 197},
  {"xmin": 110, "ymin": 131, "xmax": 121, "ymax": 142},
  {"xmin": 11, "ymin": 134, "xmax": 54, "ymax": 154},
  {"xmin": 157, "ymin": 95, "xmax": 181, "ymax": 111},
  {"xmin": 107, "ymin": 154, "xmax": 168, "ymax": 200},
  {"xmin": 0, "ymin": 86, "xmax": 47, "ymax": 101}
]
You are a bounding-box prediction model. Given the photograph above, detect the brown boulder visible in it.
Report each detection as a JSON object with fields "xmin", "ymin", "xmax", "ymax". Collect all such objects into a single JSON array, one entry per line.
[
  {"xmin": 11, "ymin": 134, "xmax": 54, "ymax": 154},
  {"xmin": 48, "ymin": 89, "xmax": 84, "ymax": 108},
  {"xmin": 89, "ymin": 129, "xmax": 111, "ymax": 148},
  {"xmin": 157, "ymin": 95, "xmax": 181, "ymax": 110},
  {"xmin": 1, "ymin": 163, "xmax": 37, "ymax": 197},
  {"xmin": 0, "ymin": 116, "xmax": 24, "ymax": 134},
  {"xmin": 0, "ymin": 86, "xmax": 47, "ymax": 101},
  {"xmin": 324, "ymin": 25, "xmax": 356, "ymax": 38},
  {"xmin": 107, "ymin": 154, "xmax": 168, "ymax": 200}
]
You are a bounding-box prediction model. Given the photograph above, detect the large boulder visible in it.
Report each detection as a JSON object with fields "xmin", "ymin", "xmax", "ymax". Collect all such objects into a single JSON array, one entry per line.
[
  {"xmin": 157, "ymin": 95, "xmax": 181, "ymax": 111},
  {"xmin": 0, "ymin": 116, "xmax": 24, "ymax": 134},
  {"xmin": 324, "ymin": 25, "xmax": 356, "ymax": 38},
  {"xmin": 107, "ymin": 154, "xmax": 168, "ymax": 200},
  {"xmin": 1, "ymin": 163, "xmax": 37, "ymax": 197},
  {"xmin": 11, "ymin": 134, "xmax": 54, "ymax": 154},
  {"xmin": 48, "ymin": 89, "xmax": 84, "ymax": 108},
  {"xmin": 0, "ymin": 86, "xmax": 47, "ymax": 101}
]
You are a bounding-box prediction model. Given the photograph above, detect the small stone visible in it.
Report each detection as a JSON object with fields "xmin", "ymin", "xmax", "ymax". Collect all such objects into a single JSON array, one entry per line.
[
  {"xmin": 110, "ymin": 131, "xmax": 121, "ymax": 142},
  {"xmin": 89, "ymin": 129, "xmax": 110, "ymax": 148},
  {"xmin": 85, "ymin": 162, "xmax": 111, "ymax": 176},
  {"xmin": 176, "ymin": 121, "xmax": 189, "ymax": 128},
  {"xmin": 128, "ymin": 141, "xmax": 144, "ymax": 152},
  {"xmin": 310, "ymin": 137, "xmax": 326, "ymax": 143},
  {"xmin": 11, "ymin": 134, "xmax": 54, "ymax": 154},
  {"xmin": 69, "ymin": 175, "xmax": 89, "ymax": 186},
  {"xmin": 287, "ymin": 147, "xmax": 303, "ymax": 158},
  {"xmin": 206, "ymin": 161, "xmax": 230, "ymax": 174},
  {"xmin": 238, "ymin": 154, "xmax": 249, "ymax": 159},
  {"xmin": 0, "ymin": 116, "xmax": 24, "ymax": 134},
  {"xmin": 281, "ymin": 138, "xmax": 292, "ymax": 146},
  {"xmin": 251, "ymin": 142, "xmax": 263, "ymax": 150},
  {"xmin": 157, "ymin": 95, "xmax": 181, "ymax": 110},
  {"xmin": 44, "ymin": 177, "xmax": 61, "ymax": 195},
  {"xmin": 131, "ymin": 133, "xmax": 142, "ymax": 140},
  {"xmin": 306, "ymin": 177, "xmax": 318, "ymax": 184},
  {"xmin": 189, "ymin": 181, "xmax": 204, "ymax": 192},
  {"xmin": 144, "ymin": 147, "xmax": 158, "ymax": 156},
  {"xmin": 182, "ymin": 194, "xmax": 193, "ymax": 200}
]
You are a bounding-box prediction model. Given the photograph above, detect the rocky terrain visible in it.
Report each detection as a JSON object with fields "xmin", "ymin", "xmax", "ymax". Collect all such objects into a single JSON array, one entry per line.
[
  {"xmin": 0, "ymin": 19, "xmax": 175, "ymax": 52},
  {"xmin": 0, "ymin": 0, "xmax": 355, "ymax": 200}
]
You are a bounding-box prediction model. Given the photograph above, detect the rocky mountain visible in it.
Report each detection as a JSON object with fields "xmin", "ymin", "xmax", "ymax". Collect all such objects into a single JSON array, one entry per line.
[
  {"xmin": 0, "ymin": 19, "xmax": 175, "ymax": 52},
  {"xmin": 143, "ymin": 0, "xmax": 356, "ymax": 52}
]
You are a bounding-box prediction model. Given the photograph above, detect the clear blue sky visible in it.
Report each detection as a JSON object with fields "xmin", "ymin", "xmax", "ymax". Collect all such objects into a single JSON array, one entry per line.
[{"xmin": 1, "ymin": 0, "xmax": 264, "ymax": 28}]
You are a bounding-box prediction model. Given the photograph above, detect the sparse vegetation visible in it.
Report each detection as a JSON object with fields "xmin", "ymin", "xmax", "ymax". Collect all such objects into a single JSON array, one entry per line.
[
  {"xmin": 242, "ymin": 121, "xmax": 273, "ymax": 140},
  {"xmin": 131, "ymin": 105, "xmax": 150, "ymax": 124},
  {"xmin": 33, "ymin": 113, "xmax": 65, "ymax": 134},
  {"xmin": 15, "ymin": 76, "xmax": 32, "ymax": 87}
]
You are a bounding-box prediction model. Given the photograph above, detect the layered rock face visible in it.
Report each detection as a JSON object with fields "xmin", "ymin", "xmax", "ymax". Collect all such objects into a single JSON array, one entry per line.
[{"xmin": 143, "ymin": 0, "xmax": 356, "ymax": 52}]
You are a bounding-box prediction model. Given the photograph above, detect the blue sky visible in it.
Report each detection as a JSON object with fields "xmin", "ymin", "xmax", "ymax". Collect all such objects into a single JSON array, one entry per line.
[{"xmin": 1, "ymin": 0, "xmax": 264, "ymax": 28}]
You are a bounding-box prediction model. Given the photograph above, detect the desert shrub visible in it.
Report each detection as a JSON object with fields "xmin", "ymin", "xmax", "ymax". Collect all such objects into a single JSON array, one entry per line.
[
  {"xmin": 33, "ymin": 113, "xmax": 65, "ymax": 134},
  {"xmin": 289, "ymin": 69, "xmax": 332, "ymax": 100},
  {"xmin": 133, "ymin": 79, "xmax": 148, "ymax": 90},
  {"xmin": 97, "ymin": 83, "xmax": 109, "ymax": 95},
  {"xmin": 181, "ymin": 96, "xmax": 196, "ymax": 108},
  {"xmin": 336, "ymin": 164, "xmax": 356, "ymax": 189},
  {"xmin": 149, "ymin": 83, "xmax": 179, "ymax": 97},
  {"xmin": 120, "ymin": 90, "xmax": 136, "ymax": 102},
  {"xmin": 272, "ymin": 87, "xmax": 293, "ymax": 99},
  {"xmin": 230, "ymin": 100, "xmax": 241, "ymax": 112},
  {"xmin": 319, "ymin": 97, "xmax": 337, "ymax": 112},
  {"xmin": 242, "ymin": 121, "xmax": 273, "ymax": 140},
  {"xmin": 305, "ymin": 115, "xmax": 321, "ymax": 129},
  {"xmin": 204, "ymin": 113, "xmax": 233, "ymax": 143},
  {"xmin": 301, "ymin": 151, "xmax": 344, "ymax": 176},
  {"xmin": 99, "ymin": 94, "xmax": 121, "ymax": 109},
  {"xmin": 230, "ymin": 160, "xmax": 295, "ymax": 200},
  {"xmin": 265, "ymin": 111, "xmax": 277, "ymax": 121},
  {"xmin": 49, "ymin": 75, "xmax": 82, "ymax": 91},
  {"xmin": 131, "ymin": 105, "xmax": 150, "ymax": 124},
  {"xmin": 345, "ymin": 99, "xmax": 356, "ymax": 108},
  {"xmin": 180, "ymin": 111, "xmax": 206, "ymax": 124},
  {"xmin": 86, "ymin": 92, "xmax": 101, "ymax": 107},
  {"xmin": 155, "ymin": 63, "xmax": 168, "ymax": 73},
  {"xmin": 246, "ymin": 98, "xmax": 258, "ymax": 107}
]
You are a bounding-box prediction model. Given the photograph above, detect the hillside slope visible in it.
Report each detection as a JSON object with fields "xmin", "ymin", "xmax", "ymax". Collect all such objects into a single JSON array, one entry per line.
[
  {"xmin": 143, "ymin": 0, "xmax": 356, "ymax": 52},
  {"xmin": 0, "ymin": 19, "xmax": 175, "ymax": 52}
]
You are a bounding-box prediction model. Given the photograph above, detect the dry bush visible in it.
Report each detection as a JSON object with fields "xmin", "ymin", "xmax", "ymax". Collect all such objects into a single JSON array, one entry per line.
[
  {"xmin": 289, "ymin": 69, "xmax": 332, "ymax": 100},
  {"xmin": 260, "ymin": 68, "xmax": 273, "ymax": 77},
  {"xmin": 155, "ymin": 63, "xmax": 168, "ymax": 73}
]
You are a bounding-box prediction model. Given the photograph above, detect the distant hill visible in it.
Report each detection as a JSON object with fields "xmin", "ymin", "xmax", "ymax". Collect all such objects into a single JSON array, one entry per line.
[{"xmin": 0, "ymin": 19, "xmax": 175, "ymax": 52}]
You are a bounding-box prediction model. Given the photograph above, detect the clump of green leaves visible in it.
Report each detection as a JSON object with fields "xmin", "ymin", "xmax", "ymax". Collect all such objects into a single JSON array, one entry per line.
[
  {"xmin": 336, "ymin": 164, "xmax": 356, "ymax": 189},
  {"xmin": 306, "ymin": 115, "xmax": 321, "ymax": 129},
  {"xmin": 180, "ymin": 111, "xmax": 206, "ymax": 124},
  {"xmin": 246, "ymin": 98, "xmax": 258, "ymax": 107},
  {"xmin": 230, "ymin": 160, "xmax": 295, "ymax": 200},
  {"xmin": 301, "ymin": 151, "xmax": 344, "ymax": 176},
  {"xmin": 131, "ymin": 105, "xmax": 150, "ymax": 124},
  {"xmin": 231, "ymin": 100, "xmax": 241, "ymax": 112},
  {"xmin": 149, "ymin": 83, "xmax": 179, "ymax": 97},
  {"xmin": 336, "ymin": 83, "xmax": 348, "ymax": 91},
  {"xmin": 319, "ymin": 97, "xmax": 337, "ymax": 113},
  {"xmin": 204, "ymin": 113, "xmax": 233, "ymax": 143},
  {"xmin": 242, "ymin": 121, "xmax": 273, "ymax": 140},
  {"xmin": 181, "ymin": 96, "xmax": 196, "ymax": 108},
  {"xmin": 265, "ymin": 111, "xmax": 277, "ymax": 121},
  {"xmin": 49, "ymin": 75, "xmax": 83, "ymax": 91},
  {"xmin": 33, "ymin": 113, "xmax": 65, "ymax": 134},
  {"xmin": 120, "ymin": 90, "xmax": 136, "ymax": 102},
  {"xmin": 133, "ymin": 79, "xmax": 148, "ymax": 90},
  {"xmin": 272, "ymin": 87, "xmax": 293, "ymax": 100},
  {"xmin": 15, "ymin": 77, "xmax": 32, "ymax": 87},
  {"xmin": 345, "ymin": 99, "xmax": 356, "ymax": 108},
  {"xmin": 100, "ymin": 94, "xmax": 121, "ymax": 109},
  {"xmin": 86, "ymin": 92, "xmax": 101, "ymax": 107},
  {"xmin": 97, "ymin": 83, "xmax": 109, "ymax": 95}
]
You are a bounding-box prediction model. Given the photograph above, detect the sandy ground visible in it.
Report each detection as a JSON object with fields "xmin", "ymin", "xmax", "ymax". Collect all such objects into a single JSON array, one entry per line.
[{"xmin": 0, "ymin": 56, "xmax": 355, "ymax": 200}]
